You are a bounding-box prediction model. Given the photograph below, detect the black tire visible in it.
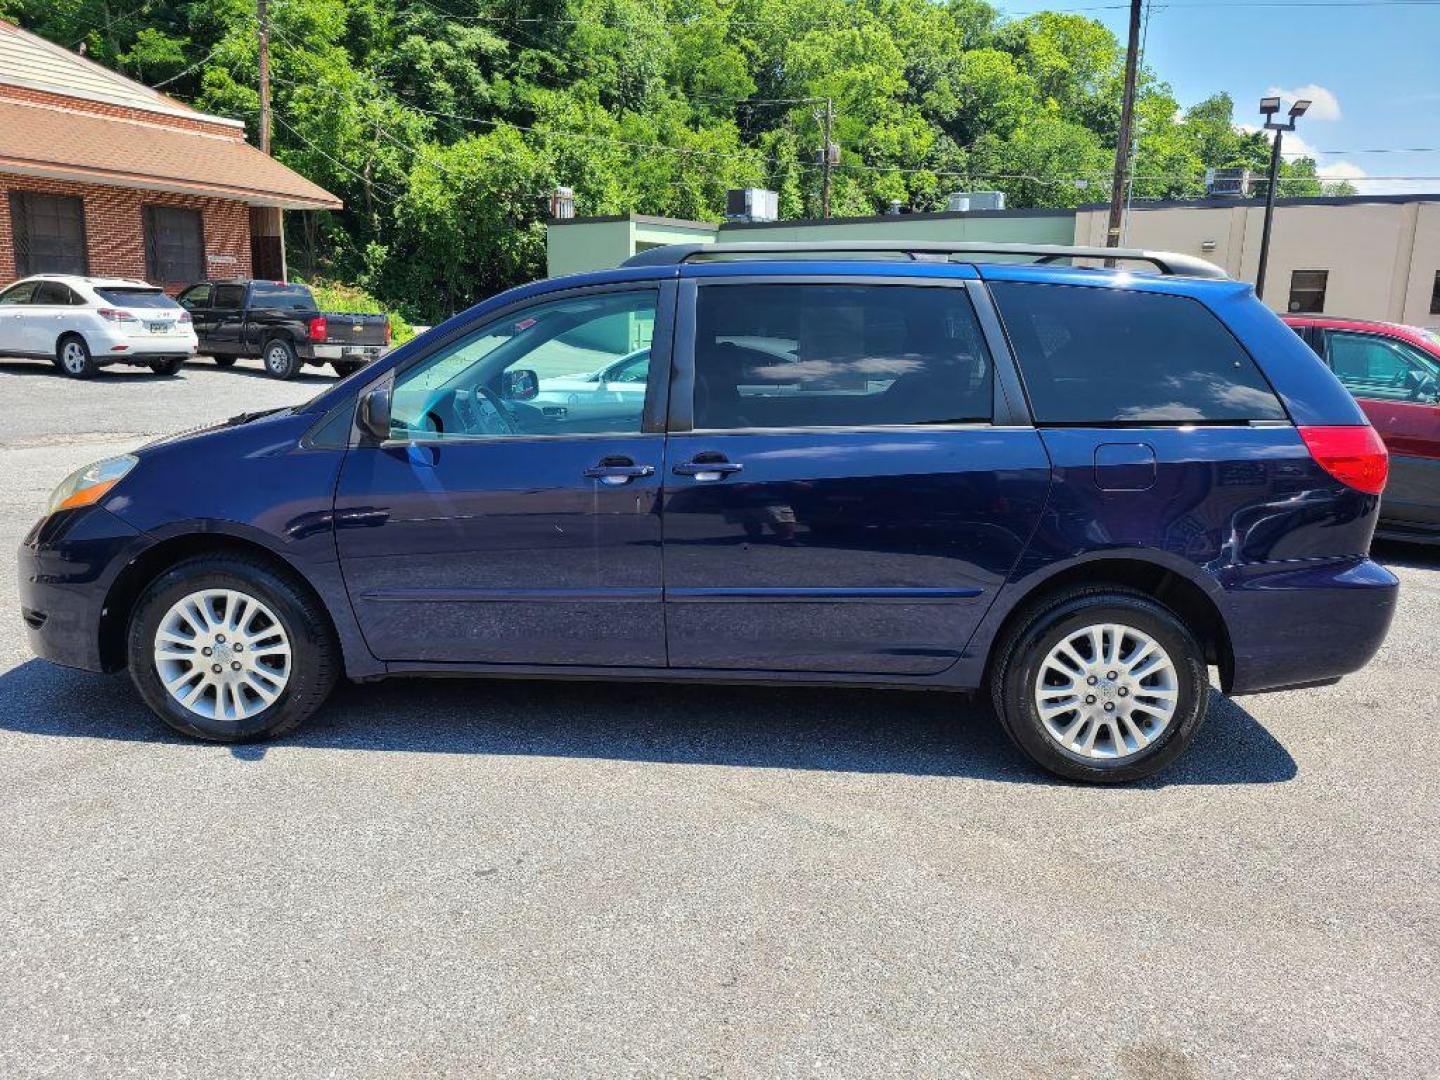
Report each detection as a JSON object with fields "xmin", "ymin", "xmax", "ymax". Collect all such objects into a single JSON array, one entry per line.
[
  {"xmin": 150, "ymin": 357, "xmax": 184, "ymax": 376},
  {"xmin": 990, "ymin": 586, "xmax": 1209, "ymax": 784},
  {"xmin": 261, "ymin": 338, "xmax": 301, "ymax": 379},
  {"xmin": 56, "ymin": 334, "xmax": 97, "ymax": 379},
  {"xmin": 331, "ymin": 360, "xmax": 365, "ymax": 378},
  {"xmin": 213, "ymin": 355, "xmax": 237, "ymax": 368},
  {"xmin": 126, "ymin": 554, "xmax": 340, "ymax": 742}
]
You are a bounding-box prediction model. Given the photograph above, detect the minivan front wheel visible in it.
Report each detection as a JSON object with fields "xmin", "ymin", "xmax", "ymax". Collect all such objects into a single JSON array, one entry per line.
[
  {"xmin": 992, "ymin": 588, "xmax": 1208, "ymax": 783},
  {"xmin": 127, "ymin": 554, "xmax": 338, "ymax": 742}
]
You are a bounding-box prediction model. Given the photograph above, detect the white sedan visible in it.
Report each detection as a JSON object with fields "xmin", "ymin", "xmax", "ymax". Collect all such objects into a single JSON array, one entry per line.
[{"xmin": 0, "ymin": 274, "xmax": 199, "ymax": 378}]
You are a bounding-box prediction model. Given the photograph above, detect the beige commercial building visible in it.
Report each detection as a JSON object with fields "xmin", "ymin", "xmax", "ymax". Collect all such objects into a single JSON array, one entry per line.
[{"xmin": 1074, "ymin": 194, "xmax": 1440, "ymax": 328}]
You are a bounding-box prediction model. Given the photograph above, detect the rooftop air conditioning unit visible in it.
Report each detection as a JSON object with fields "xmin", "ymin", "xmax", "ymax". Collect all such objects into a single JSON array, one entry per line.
[
  {"xmin": 946, "ymin": 190, "xmax": 1006, "ymax": 213},
  {"xmin": 1205, "ymin": 168, "xmax": 1252, "ymax": 197},
  {"xmin": 725, "ymin": 188, "xmax": 779, "ymax": 223}
]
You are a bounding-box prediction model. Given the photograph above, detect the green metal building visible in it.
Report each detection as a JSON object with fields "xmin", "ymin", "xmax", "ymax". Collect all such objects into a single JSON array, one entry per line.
[{"xmin": 546, "ymin": 208, "xmax": 1077, "ymax": 278}]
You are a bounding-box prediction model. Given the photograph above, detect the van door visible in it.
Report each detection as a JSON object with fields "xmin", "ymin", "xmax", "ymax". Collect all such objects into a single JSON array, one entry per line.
[
  {"xmin": 660, "ymin": 273, "xmax": 1051, "ymax": 675},
  {"xmin": 334, "ymin": 282, "xmax": 674, "ymax": 665}
]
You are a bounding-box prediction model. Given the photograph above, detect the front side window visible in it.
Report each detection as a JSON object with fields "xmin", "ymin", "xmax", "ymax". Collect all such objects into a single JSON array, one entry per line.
[
  {"xmin": 1328, "ymin": 331, "xmax": 1440, "ymax": 403},
  {"xmin": 390, "ymin": 289, "xmax": 658, "ymax": 439},
  {"xmin": 691, "ymin": 283, "xmax": 993, "ymax": 430},
  {"xmin": 9, "ymin": 192, "xmax": 88, "ymax": 276},
  {"xmin": 1288, "ymin": 270, "xmax": 1328, "ymax": 314},
  {"xmin": 0, "ymin": 281, "xmax": 37, "ymax": 305},
  {"xmin": 143, "ymin": 205, "xmax": 205, "ymax": 283},
  {"xmin": 178, "ymin": 284, "xmax": 212, "ymax": 309},
  {"xmin": 991, "ymin": 282, "xmax": 1286, "ymax": 424}
]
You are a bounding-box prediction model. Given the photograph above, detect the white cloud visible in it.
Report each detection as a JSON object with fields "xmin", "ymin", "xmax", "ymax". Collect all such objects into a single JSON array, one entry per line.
[{"xmin": 1266, "ymin": 83, "xmax": 1342, "ymax": 122}]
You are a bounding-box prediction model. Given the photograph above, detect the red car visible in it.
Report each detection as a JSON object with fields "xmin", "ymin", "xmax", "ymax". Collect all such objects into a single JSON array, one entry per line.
[{"xmin": 1285, "ymin": 315, "xmax": 1440, "ymax": 540}]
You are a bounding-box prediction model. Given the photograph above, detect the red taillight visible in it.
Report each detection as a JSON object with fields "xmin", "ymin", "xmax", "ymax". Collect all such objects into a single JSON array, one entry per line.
[
  {"xmin": 384, "ymin": 319, "xmax": 392, "ymax": 345},
  {"xmin": 177, "ymin": 310, "xmax": 192, "ymax": 324},
  {"xmin": 308, "ymin": 316, "xmax": 327, "ymax": 342},
  {"xmin": 1298, "ymin": 425, "xmax": 1389, "ymax": 495},
  {"xmin": 97, "ymin": 308, "xmax": 138, "ymax": 323}
]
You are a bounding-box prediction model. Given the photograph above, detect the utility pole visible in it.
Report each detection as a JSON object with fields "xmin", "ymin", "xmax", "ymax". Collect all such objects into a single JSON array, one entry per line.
[
  {"xmin": 821, "ymin": 97, "xmax": 834, "ymax": 219},
  {"xmin": 257, "ymin": 0, "xmax": 271, "ymax": 154},
  {"xmin": 1104, "ymin": 0, "xmax": 1143, "ymax": 250}
]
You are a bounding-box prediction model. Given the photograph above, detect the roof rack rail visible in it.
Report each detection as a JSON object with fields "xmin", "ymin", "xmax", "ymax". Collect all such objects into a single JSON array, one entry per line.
[{"xmin": 621, "ymin": 240, "xmax": 1228, "ymax": 279}]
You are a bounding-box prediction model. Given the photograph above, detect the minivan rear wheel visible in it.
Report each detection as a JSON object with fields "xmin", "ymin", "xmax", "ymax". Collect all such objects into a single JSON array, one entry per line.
[
  {"xmin": 126, "ymin": 554, "xmax": 339, "ymax": 742},
  {"xmin": 991, "ymin": 587, "xmax": 1208, "ymax": 783}
]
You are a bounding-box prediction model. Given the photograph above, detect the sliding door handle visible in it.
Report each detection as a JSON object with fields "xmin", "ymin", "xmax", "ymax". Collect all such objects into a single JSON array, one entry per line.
[{"xmin": 673, "ymin": 458, "xmax": 744, "ymax": 481}]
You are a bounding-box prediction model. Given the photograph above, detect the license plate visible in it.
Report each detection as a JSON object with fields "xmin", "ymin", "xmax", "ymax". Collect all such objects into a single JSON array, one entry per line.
[
  {"xmin": 147, "ymin": 321, "xmax": 173, "ymax": 334},
  {"xmin": 341, "ymin": 347, "xmax": 375, "ymax": 358}
]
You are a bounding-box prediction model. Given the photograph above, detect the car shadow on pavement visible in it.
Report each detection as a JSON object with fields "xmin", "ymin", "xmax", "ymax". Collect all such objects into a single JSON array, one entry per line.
[{"xmin": 0, "ymin": 659, "xmax": 1296, "ymax": 786}]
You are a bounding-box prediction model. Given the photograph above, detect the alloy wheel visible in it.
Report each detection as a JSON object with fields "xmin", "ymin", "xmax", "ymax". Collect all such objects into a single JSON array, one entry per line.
[
  {"xmin": 1032, "ymin": 622, "xmax": 1179, "ymax": 760},
  {"xmin": 152, "ymin": 588, "xmax": 292, "ymax": 722},
  {"xmin": 61, "ymin": 341, "xmax": 88, "ymax": 375}
]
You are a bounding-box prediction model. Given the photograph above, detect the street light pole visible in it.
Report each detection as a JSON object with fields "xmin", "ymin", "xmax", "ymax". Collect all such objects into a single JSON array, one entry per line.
[{"xmin": 1254, "ymin": 95, "xmax": 1309, "ymax": 303}]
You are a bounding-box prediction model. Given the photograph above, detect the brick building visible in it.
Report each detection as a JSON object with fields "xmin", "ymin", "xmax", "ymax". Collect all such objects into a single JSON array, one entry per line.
[{"xmin": 0, "ymin": 19, "xmax": 339, "ymax": 291}]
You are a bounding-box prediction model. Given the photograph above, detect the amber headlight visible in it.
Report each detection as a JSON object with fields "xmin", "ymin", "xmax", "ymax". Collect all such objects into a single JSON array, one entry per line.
[{"xmin": 45, "ymin": 455, "xmax": 138, "ymax": 516}]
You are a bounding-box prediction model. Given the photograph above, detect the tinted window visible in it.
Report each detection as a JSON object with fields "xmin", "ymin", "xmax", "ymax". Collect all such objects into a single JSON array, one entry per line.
[
  {"xmin": 32, "ymin": 281, "xmax": 79, "ymax": 305},
  {"xmin": 179, "ymin": 283, "xmax": 212, "ymax": 309},
  {"xmin": 1328, "ymin": 331, "xmax": 1440, "ymax": 403},
  {"xmin": 212, "ymin": 284, "xmax": 246, "ymax": 310},
  {"xmin": 1288, "ymin": 270, "xmax": 1328, "ymax": 314},
  {"xmin": 249, "ymin": 283, "xmax": 314, "ymax": 310},
  {"xmin": 143, "ymin": 205, "xmax": 205, "ymax": 282},
  {"xmin": 990, "ymin": 282, "xmax": 1285, "ymax": 424},
  {"xmin": 95, "ymin": 287, "xmax": 177, "ymax": 309},
  {"xmin": 1431, "ymin": 271, "xmax": 1440, "ymax": 317},
  {"xmin": 391, "ymin": 289, "xmax": 657, "ymax": 438},
  {"xmin": 9, "ymin": 192, "xmax": 87, "ymax": 276},
  {"xmin": 0, "ymin": 281, "xmax": 37, "ymax": 305},
  {"xmin": 692, "ymin": 284, "xmax": 992, "ymax": 430}
]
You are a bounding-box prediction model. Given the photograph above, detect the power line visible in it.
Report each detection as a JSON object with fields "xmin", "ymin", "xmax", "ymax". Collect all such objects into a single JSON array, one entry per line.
[{"xmin": 271, "ymin": 113, "xmax": 404, "ymax": 202}]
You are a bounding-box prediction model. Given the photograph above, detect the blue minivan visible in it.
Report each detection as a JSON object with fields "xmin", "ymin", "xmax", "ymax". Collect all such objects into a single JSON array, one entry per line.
[{"xmin": 18, "ymin": 242, "xmax": 1398, "ymax": 782}]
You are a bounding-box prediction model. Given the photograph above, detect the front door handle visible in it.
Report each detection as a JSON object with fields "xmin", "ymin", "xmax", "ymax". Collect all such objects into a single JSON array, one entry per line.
[
  {"xmin": 673, "ymin": 455, "xmax": 744, "ymax": 481},
  {"xmin": 583, "ymin": 457, "xmax": 655, "ymax": 485}
]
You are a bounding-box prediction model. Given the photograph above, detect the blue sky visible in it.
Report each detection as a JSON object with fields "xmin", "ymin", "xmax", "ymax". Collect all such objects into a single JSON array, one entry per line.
[{"xmin": 1001, "ymin": 0, "xmax": 1440, "ymax": 193}]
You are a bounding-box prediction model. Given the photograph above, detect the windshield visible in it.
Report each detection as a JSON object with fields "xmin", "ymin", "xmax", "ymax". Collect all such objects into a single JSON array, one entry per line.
[{"xmin": 94, "ymin": 287, "xmax": 177, "ymax": 309}]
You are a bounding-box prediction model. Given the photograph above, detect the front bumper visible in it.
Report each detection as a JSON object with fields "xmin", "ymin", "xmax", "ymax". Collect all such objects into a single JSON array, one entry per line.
[
  {"xmin": 1220, "ymin": 556, "xmax": 1399, "ymax": 695},
  {"xmin": 18, "ymin": 507, "xmax": 146, "ymax": 672}
]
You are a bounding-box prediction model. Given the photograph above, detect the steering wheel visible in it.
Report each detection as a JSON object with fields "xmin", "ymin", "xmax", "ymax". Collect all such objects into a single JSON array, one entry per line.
[{"xmin": 460, "ymin": 386, "xmax": 520, "ymax": 436}]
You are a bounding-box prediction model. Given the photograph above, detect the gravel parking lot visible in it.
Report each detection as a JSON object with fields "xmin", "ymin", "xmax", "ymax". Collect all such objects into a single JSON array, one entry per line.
[{"xmin": 1, "ymin": 356, "xmax": 1436, "ymax": 1079}]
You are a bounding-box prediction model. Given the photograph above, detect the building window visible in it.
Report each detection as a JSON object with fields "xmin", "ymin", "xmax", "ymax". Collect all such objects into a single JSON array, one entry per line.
[
  {"xmin": 143, "ymin": 205, "xmax": 205, "ymax": 283},
  {"xmin": 1288, "ymin": 270, "xmax": 1328, "ymax": 314},
  {"xmin": 8, "ymin": 192, "xmax": 88, "ymax": 276},
  {"xmin": 1431, "ymin": 271, "xmax": 1440, "ymax": 316}
]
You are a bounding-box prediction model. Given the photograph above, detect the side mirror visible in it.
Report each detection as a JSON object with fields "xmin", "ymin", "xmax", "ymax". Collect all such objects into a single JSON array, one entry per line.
[
  {"xmin": 501, "ymin": 368, "xmax": 538, "ymax": 401},
  {"xmin": 356, "ymin": 384, "xmax": 392, "ymax": 442}
]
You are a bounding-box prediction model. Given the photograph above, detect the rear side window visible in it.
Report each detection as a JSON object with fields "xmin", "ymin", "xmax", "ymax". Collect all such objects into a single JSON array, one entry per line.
[
  {"xmin": 32, "ymin": 281, "xmax": 79, "ymax": 305},
  {"xmin": 692, "ymin": 283, "xmax": 993, "ymax": 429},
  {"xmin": 212, "ymin": 284, "xmax": 246, "ymax": 310},
  {"xmin": 990, "ymin": 282, "xmax": 1286, "ymax": 424}
]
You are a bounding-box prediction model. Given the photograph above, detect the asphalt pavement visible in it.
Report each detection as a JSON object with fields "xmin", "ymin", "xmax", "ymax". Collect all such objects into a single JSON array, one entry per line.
[{"xmin": 0, "ymin": 356, "xmax": 1436, "ymax": 1079}]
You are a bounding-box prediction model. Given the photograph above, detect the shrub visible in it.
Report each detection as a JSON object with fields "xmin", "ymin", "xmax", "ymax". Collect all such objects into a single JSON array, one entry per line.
[{"xmin": 300, "ymin": 278, "xmax": 418, "ymax": 344}]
